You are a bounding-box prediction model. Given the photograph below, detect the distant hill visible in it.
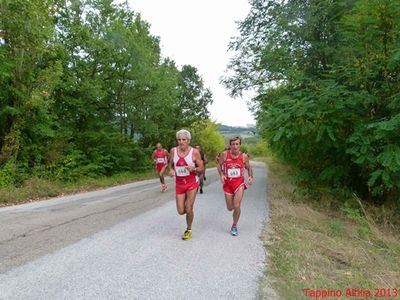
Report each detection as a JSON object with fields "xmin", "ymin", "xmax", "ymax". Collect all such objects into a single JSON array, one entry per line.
[
  {"xmin": 217, "ymin": 124, "xmax": 255, "ymax": 132},
  {"xmin": 217, "ymin": 124, "xmax": 259, "ymax": 143}
]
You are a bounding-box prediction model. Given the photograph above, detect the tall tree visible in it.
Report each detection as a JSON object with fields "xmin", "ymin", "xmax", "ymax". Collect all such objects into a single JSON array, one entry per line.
[
  {"xmin": 0, "ymin": 0, "xmax": 61, "ymax": 179},
  {"xmin": 224, "ymin": 0, "xmax": 400, "ymax": 203},
  {"xmin": 175, "ymin": 65, "xmax": 213, "ymax": 129}
]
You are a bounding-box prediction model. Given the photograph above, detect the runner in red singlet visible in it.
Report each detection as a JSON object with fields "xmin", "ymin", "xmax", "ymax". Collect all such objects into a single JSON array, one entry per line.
[
  {"xmin": 168, "ymin": 129, "xmax": 204, "ymax": 240},
  {"xmin": 216, "ymin": 136, "xmax": 253, "ymax": 236},
  {"xmin": 151, "ymin": 143, "xmax": 169, "ymax": 192}
]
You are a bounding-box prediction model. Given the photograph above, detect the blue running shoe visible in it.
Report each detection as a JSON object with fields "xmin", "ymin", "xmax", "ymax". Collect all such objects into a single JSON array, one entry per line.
[{"xmin": 230, "ymin": 226, "xmax": 238, "ymax": 236}]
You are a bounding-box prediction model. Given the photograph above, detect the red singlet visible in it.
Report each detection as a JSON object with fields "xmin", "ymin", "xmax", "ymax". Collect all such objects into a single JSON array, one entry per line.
[
  {"xmin": 222, "ymin": 151, "xmax": 247, "ymax": 195},
  {"xmin": 173, "ymin": 147, "xmax": 199, "ymax": 195},
  {"xmin": 154, "ymin": 149, "xmax": 168, "ymax": 172}
]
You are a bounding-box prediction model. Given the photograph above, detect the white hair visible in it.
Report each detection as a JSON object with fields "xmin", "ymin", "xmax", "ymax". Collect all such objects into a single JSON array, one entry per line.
[{"xmin": 176, "ymin": 129, "xmax": 191, "ymax": 140}]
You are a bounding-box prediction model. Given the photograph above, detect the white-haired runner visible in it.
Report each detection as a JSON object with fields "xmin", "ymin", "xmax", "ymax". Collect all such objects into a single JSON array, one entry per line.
[{"xmin": 168, "ymin": 129, "xmax": 204, "ymax": 240}]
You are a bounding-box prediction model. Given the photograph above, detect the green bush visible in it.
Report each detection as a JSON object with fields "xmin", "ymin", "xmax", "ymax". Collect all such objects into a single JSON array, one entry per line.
[
  {"xmin": 0, "ymin": 160, "xmax": 15, "ymax": 188},
  {"xmin": 248, "ymin": 141, "xmax": 272, "ymax": 157}
]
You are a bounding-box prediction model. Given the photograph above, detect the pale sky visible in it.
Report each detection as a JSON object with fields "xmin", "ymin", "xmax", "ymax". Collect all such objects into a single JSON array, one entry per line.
[{"xmin": 125, "ymin": 0, "xmax": 256, "ymax": 127}]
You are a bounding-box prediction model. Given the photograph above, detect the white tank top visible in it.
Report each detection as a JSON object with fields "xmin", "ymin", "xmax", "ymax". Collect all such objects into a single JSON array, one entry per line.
[
  {"xmin": 173, "ymin": 147, "xmax": 195, "ymax": 167},
  {"xmin": 173, "ymin": 147, "xmax": 197, "ymax": 178}
]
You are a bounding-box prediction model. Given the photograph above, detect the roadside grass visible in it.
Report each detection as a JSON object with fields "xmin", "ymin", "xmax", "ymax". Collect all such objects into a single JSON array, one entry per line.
[
  {"xmin": 0, "ymin": 162, "xmax": 219, "ymax": 207},
  {"xmin": 259, "ymin": 157, "xmax": 400, "ymax": 300},
  {"xmin": 0, "ymin": 170, "xmax": 157, "ymax": 206}
]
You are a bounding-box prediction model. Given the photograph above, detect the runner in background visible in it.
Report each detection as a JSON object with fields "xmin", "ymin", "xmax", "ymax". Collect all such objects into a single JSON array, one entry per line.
[
  {"xmin": 151, "ymin": 143, "xmax": 169, "ymax": 192},
  {"xmin": 216, "ymin": 136, "xmax": 253, "ymax": 236},
  {"xmin": 195, "ymin": 145, "xmax": 208, "ymax": 194}
]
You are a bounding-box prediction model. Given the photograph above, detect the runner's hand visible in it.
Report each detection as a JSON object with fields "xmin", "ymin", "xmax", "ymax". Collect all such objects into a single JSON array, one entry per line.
[{"xmin": 248, "ymin": 176, "xmax": 254, "ymax": 185}]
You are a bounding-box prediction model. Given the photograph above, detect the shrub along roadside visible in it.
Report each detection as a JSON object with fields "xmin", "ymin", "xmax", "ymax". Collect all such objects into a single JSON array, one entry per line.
[{"xmin": 258, "ymin": 157, "xmax": 400, "ymax": 300}]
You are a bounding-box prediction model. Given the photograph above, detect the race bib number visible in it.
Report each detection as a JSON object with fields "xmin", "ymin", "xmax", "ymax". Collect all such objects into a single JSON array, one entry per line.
[
  {"xmin": 227, "ymin": 168, "xmax": 241, "ymax": 178},
  {"xmin": 156, "ymin": 158, "xmax": 165, "ymax": 163},
  {"xmin": 175, "ymin": 166, "xmax": 190, "ymax": 177}
]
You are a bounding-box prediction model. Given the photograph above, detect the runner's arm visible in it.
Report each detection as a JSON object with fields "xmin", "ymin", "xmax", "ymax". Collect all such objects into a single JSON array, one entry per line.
[
  {"xmin": 244, "ymin": 153, "xmax": 254, "ymax": 184},
  {"xmin": 216, "ymin": 151, "xmax": 227, "ymax": 183},
  {"xmin": 151, "ymin": 150, "xmax": 157, "ymax": 164},
  {"xmin": 203, "ymin": 154, "xmax": 208, "ymax": 165},
  {"xmin": 191, "ymin": 149, "xmax": 204, "ymax": 173},
  {"xmin": 168, "ymin": 148, "xmax": 175, "ymax": 177},
  {"xmin": 165, "ymin": 149, "xmax": 170, "ymax": 163}
]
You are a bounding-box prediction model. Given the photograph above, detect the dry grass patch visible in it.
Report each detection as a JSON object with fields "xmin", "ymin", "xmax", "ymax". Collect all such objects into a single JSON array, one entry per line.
[
  {"xmin": 259, "ymin": 158, "xmax": 400, "ymax": 300},
  {"xmin": 0, "ymin": 170, "xmax": 157, "ymax": 207}
]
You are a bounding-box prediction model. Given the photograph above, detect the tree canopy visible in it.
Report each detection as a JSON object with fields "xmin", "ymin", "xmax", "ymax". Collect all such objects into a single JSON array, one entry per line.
[
  {"xmin": 0, "ymin": 0, "xmax": 213, "ymax": 185},
  {"xmin": 225, "ymin": 0, "xmax": 400, "ymax": 204}
]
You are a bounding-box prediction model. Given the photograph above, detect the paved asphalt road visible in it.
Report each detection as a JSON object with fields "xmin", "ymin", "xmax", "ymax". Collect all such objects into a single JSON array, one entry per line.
[{"xmin": 0, "ymin": 162, "xmax": 268, "ymax": 300}]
